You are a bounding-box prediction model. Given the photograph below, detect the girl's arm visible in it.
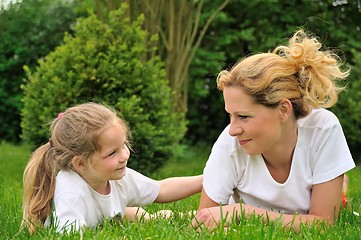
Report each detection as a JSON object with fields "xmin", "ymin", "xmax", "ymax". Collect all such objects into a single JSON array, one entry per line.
[
  {"xmin": 193, "ymin": 175, "xmax": 344, "ymax": 231},
  {"xmin": 124, "ymin": 207, "xmax": 151, "ymax": 221},
  {"xmin": 124, "ymin": 207, "xmax": 174, "ymax": 221},
  {"xmin": 154, "ymin": 175, "xmax": 203, "ymax": 203}
]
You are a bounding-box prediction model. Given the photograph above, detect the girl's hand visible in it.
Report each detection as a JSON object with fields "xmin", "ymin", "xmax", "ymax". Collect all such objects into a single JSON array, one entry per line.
[
  {"xmin": 124, "ymin": 207, "xmax": 151, "ymax": 221},
  {"xmin": 150, "ymin": 209, "xmax": 174, "ymax": 219}
]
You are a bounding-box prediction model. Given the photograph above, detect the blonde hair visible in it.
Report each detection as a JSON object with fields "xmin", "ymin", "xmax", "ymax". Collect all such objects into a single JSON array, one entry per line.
[
  {"xmin": 217, "ymin": 29, "xmax": 349, "ymax": 119},
  {"xmin": 21, "ymin": 102, "xmax": 130, "ymax": 233}
]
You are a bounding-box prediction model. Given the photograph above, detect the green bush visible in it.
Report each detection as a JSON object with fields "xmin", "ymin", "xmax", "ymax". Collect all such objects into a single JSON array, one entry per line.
[
  {"xmin": 331, "ymin": 49, "xmax": 361, "ymax": 159},
  {"xmin": 21, "ymin": 5, "xmax": 186, "ymax": 174},
  {"xmin": 0, "ymin": 0, "xmax": 80, "ymax": 142}
]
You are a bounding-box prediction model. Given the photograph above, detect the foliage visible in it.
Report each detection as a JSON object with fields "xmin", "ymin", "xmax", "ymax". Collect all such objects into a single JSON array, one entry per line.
[
  {"xmin": 21, "ymin": 5, "xmax": 186, "ymax": 174},
  {"xmin": 0, "ymin": 0, "xmax": 83, "ymax": 142},
  {"xmin": 186, "ymin": 0, "xmax": 361, "ymax": 158},
  {"xmin": 1, "ymin": 143, "xmax": 360, "ymax": 239},
  {"xmin": 331, "ymin": 49, "xmax": 361, "ymax": 156},
  {"xmin": 92, "ymin": 0, "xmax": 230, "ymax": 113},
  {"xmin": 1, "ymin": 0, "xmax": 360, "ymax": 159}
]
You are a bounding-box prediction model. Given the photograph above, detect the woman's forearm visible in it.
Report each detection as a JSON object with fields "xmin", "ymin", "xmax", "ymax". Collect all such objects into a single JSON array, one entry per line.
[
  {"xmin": 238, "ymin": 204, "xmax": 325, "ymax": 231},
  {"xmin": 200, "ymin": 203, "xmax": 325, "ymax": 231},
  {"xmin": 194, "ymin": 202, "xmax": 328, "ymax": 232}
]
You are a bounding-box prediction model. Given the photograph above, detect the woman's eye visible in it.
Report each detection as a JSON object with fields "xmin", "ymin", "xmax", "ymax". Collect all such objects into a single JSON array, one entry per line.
[{"xmin": 228, "ymin": 113, "xmax": 249, "ymax": 120}]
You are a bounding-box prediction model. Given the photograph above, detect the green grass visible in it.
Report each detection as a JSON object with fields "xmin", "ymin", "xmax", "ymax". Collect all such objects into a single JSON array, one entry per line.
[{"xmin": 0, "ymin": 142, "xmax": 360, "ymax": 239}]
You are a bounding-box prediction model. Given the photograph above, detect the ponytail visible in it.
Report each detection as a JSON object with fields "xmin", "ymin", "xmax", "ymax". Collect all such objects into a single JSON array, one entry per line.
[
  {"xmin": 273, "ymin": 29, "xmax": 349, "ymax": 109},
  {"xmin": 22, "ymin": 143, "xmax": 56, "ymax": 233}
]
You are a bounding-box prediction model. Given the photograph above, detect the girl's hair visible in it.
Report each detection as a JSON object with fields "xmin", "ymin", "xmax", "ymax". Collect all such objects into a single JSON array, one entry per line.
[
  {"xmin": 217, "ymin": 29, "xmax": 349, "ymax": 119},
  {"xmin": 21, "ymin": 102, "xmax": 130, "ymax": 233}
]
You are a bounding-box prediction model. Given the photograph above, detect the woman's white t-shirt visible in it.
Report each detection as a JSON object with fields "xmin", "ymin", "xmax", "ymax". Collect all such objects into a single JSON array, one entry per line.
[
  {"xmin": 203, "ymin": 108, "xmax": 355, "ymax": 214},
  {"xmin": 51, "ymin": 168, "xmax": 160, "ymax": 232}
]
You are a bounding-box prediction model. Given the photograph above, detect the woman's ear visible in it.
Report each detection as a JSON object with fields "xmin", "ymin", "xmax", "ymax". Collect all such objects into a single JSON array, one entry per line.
[
  {"xmin": 279, "ymin": 99, "xmax": 293, "ymax": 122},
  {"xmin": 72, "ymin": 156, "xmax": 85, "ymax": 173}
]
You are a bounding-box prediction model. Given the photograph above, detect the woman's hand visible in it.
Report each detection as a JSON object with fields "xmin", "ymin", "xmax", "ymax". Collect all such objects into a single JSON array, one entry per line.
[
  {"xmin": 192, "ymin": 206, "xmax": 221, "ymax": 231},
  {"xmin": 192, "ymin": 205, "xmax": 239, "ymax": 231}
]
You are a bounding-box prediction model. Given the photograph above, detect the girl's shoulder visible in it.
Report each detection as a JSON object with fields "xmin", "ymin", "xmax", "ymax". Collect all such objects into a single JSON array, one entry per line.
[{"xmin": 55, "ymin": 170, "xmax": 89, "ymax": 197}]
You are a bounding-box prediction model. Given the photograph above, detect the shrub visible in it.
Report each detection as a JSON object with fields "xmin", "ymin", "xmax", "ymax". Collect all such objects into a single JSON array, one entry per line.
[
  {"xmin": 0, "ymin": 0, "xmax": 79, "ymax": 142},
  {"xmin": 21, "ymin": 5, "xmax": 186, "ymax": 173},
  {"xmin": 331, "ymin": 49, "xmax": 361, "ymax": 160}
]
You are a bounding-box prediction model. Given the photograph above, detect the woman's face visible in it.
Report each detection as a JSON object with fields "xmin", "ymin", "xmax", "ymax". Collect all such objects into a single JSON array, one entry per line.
[{"xmin": 223, "ymin": 86, "xmax": 284, "ymax": 155}]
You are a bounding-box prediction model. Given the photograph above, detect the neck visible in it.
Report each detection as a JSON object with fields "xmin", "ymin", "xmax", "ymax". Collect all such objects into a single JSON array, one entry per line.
[
  {"xmin": 76, "ymin": 170, "xmax": 110, "ymax": 195},
  {"xmin": 90, "ymin": 181, "xmax": 110, "ymax": 195},
  {"xmin": 263, "ymin": 121, "xmax": 298, "ymax": 167}
]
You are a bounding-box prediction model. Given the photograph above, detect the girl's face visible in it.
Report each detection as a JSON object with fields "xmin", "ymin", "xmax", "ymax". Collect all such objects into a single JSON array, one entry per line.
[
  {"xmin": 223, "ymin": 86, "xmax": 284, "ymax": 156},
  {"xmin": 86, "ymin": 124, "xmax": 130, "ymax": 183}
]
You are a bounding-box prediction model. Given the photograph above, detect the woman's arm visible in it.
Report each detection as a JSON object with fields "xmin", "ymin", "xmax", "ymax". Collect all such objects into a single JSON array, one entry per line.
[
  {"xmin": 193, "ymin": 175, "xmax": 344, "ymax": 231},
  {"xmin": 154, "ymin": 175, "xmax": 203, "ymax": 203},
  {"xmin": 198, "ymin": 187, "xmax": 219, "ymax": 209},
  {"xmin": 308, "ymin": 174, "xmax": 344, "ymax": 224}
]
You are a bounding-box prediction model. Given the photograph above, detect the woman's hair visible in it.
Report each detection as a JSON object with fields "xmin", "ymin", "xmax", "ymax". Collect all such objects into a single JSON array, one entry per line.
[
  {"xmin": 21, "ymin": 102, "xmax": 130, "ymax": 233},
  {"xmin": 217, "ymin": 29, "xmax": 349, "ymax": 119}
]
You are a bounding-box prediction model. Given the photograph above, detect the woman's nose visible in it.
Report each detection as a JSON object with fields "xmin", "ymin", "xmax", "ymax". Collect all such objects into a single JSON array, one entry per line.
[{"xmin": 229, "ymin": 120, "xmax": 243, "ymax": 137}]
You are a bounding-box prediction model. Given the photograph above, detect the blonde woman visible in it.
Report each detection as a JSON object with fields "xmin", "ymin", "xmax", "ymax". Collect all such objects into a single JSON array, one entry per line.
[{"xmin": 193, "ymin": 30, "xmax": 355, "ymax": 231}]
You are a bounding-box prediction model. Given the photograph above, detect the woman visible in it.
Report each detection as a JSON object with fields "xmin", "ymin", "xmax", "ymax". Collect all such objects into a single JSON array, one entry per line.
[{"xmin": 193, "ymin": 30, "xmax": 355, "ymax": 231}]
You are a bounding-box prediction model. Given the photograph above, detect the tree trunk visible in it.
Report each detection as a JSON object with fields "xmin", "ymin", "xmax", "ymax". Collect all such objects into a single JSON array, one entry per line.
[{"xmin": 95, "ymin": 0, "xmax": 229, "ymax": 113}]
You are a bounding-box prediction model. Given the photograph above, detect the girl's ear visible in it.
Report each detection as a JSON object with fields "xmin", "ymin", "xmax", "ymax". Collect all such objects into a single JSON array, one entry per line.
[
  {"xmin": 72, "ymin": 156, "xmax": 85, "ymax": 173},
  {"xmin": 279, "ymin": 99, "xmax": 293, "ymax": 122}
]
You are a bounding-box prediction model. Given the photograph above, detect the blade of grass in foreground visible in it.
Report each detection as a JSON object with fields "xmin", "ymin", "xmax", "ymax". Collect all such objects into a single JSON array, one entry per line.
[{"xmin": 0, "ymin": 143, "xmax": 360, "ymax": 239}]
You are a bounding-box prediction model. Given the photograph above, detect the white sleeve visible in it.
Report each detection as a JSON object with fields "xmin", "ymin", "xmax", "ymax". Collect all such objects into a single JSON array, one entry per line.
[
  {"xmin": 311, "ymin": 113, "xmax": 355, "ymax": 184},
  {"xmin": 123, "ymin": 168, "xmax": 160, "ymax": 207},
  {"xmin": 53, "ymin": 193, "xmax": 87, "ymax": 233},
  {"xmin": 203, "ymin": 126, "xmax": 240, "ymax": 205}
]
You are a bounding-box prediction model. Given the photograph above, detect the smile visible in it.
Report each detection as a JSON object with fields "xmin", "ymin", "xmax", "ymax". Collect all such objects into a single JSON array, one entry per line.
[
  {"xmin": 238, "ymin": 139, "xmax": 251, "ymax": 145},
  {"xmin": 116, "ymin": 166, "xmax": 126, "ymax": 171}
]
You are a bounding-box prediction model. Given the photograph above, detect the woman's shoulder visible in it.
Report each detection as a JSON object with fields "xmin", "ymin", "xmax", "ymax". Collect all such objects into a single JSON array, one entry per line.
[{"xmin": 297, "ymin": 108, "xmax": 340, "ymax": 129}]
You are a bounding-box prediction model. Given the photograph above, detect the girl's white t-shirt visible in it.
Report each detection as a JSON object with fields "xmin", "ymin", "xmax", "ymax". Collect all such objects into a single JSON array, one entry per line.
[
  {"xmin": 203, "ymin": 108, "xmax": 355, "ymax": 214},
  {"xmin": 51, "ymin": 168, "xmax": 160, "ymax": 232}
]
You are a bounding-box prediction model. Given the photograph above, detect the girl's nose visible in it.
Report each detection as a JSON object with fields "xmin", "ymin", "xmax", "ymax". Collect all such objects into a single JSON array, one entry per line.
[{"xmin": 119, "ymin": 147, "xmax": 130, "ymax": 163}]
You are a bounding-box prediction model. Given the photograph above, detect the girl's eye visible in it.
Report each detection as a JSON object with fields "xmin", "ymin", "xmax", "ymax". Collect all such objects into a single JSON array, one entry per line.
[{"xmin": 108, "ymin": 151, "xmax": 116, "ymax": 157}]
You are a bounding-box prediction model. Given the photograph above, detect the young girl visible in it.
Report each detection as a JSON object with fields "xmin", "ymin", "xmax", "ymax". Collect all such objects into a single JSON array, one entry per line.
[
  {"xmin": 22, "ymin": 102, "xmax": 203, "ymax": 233},
  {"xmin": 193, "ymin": 30, "xmax": 355, "ymax": 231}
]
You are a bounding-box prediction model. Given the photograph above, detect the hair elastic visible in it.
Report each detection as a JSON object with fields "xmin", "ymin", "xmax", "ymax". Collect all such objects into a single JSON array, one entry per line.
[{"xmin": 57, "ymin": 112, "xmax": 63, "ymax": 120}]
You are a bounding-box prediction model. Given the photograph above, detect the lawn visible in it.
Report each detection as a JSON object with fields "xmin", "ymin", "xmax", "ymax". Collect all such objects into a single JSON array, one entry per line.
[{"xmin": 0, "ymin": 142, "xmax": 360, "ymax": 239}]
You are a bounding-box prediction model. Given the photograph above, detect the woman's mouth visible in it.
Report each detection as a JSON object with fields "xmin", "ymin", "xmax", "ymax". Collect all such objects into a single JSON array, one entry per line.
[{"xmin": 238, "ymin": 139, "xmax": 251, "ymax": 145}]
